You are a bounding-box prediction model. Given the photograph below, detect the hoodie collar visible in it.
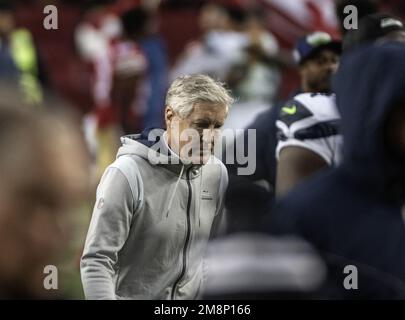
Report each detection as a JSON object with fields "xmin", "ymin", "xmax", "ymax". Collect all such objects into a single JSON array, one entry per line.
[{"xmin": 117, "ymin": 128, "xmax": 202, "ymax": 179}]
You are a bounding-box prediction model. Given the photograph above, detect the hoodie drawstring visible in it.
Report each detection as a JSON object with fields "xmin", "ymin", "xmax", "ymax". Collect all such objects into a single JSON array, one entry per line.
[
  {"xmin": 199, "ymin": 166, "xmax": 203, "ymax": 228},
  {"xmin": 166, "ymin": 164, "xmax": 185, "ymax": 218}
]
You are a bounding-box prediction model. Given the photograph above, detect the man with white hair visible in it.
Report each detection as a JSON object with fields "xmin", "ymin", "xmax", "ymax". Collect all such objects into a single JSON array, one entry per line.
[{"xmin": 81, "ymin": 74, "xmax": 233, "ymax": 300}]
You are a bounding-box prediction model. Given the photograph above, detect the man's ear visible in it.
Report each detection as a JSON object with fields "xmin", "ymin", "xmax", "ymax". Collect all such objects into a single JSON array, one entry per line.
[{"xmin": 165, "ymin": 106, "xmax": 174, "ymax": 124}]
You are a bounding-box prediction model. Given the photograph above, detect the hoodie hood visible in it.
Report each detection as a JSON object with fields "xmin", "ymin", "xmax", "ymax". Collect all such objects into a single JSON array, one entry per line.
[
  {"xmin": 333, "ymin": 43, "xmax": 405, "ymax": 197},
  {"xmin": 117, "ymin": 128, "xmax": 206, "ymax": 218},
  {"xmin": 117, "ymin": 128, "xmax": 200, "ymax": 176}
]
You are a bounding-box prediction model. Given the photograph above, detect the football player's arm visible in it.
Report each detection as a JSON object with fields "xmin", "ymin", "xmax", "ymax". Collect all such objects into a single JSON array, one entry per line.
[
  {"xmin": 276, "ymin": 146, "xmax": 327, "ymax": 197},
  {"xmin": 275, "ymin": 97, "xmax": 332, "ymax": 198}
]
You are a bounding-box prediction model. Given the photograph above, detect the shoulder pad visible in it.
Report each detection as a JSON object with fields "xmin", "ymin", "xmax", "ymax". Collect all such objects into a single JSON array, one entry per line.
[{"xmin": 278, "ymin": 98, "xmax": 313, "ymax": 127}]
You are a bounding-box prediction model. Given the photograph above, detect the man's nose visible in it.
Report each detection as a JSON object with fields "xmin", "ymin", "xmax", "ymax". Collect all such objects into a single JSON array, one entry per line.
[{"xmin": 201, "ymin": 128, "xmax": 215, "ymax": 143}]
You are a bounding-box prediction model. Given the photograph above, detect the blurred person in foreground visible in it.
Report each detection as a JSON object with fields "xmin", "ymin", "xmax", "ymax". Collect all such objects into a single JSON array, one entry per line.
[
  {"xmin": 221, "ymin": 7, "xmax": 284, "ymax": 131},
  {"xmin": 81, "ymin": 74, "xmax": 232, "ymax": 300},
  {"xmin": 269, "ymin": 43, "xmax": 405, "ymax": 299},
  {"xmin": 202, "ymin": 181, "xmax": 327, "ymax": 299},
  {"xmin": 343, "ymin": 13, "xmax": 405, "ymax": 50},
  {"xmin": 0, "ymin": 87, "xmax": 89, "ymax": 299}
]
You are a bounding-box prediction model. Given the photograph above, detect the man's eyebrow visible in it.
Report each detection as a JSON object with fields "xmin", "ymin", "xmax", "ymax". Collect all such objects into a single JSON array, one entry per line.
[
  {"xmin": 193, "ymin": 119, "xmax": 212, "ymax": 124},
  {"xmin": 193, "ymin": 120, "xmax": 224, "ymax": 126}
]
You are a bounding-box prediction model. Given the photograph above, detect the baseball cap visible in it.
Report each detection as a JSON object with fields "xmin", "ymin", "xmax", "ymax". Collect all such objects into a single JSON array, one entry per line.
[
  {"xmin": 293, "ymin": 31, "xmax": 342, "ymax": 65},
  {"xmin": 343, "ymin": 13, "xmax": 405, "ymax": 51}
]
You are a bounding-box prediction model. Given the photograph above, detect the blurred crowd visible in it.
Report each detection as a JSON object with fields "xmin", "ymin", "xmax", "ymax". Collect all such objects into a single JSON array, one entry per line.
[{"xmin": 1, "ymin": 0, "xmax": 405, "ymax": 299}]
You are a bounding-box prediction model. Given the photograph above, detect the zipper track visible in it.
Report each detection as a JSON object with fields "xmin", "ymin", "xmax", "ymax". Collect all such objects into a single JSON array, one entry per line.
[{"xmin": 171, "ymin": 167, "xmax": 193, "ymax": 300}]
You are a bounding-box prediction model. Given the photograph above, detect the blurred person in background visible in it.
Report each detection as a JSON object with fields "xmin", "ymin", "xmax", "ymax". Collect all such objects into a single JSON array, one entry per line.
[
  {"xmin": 275, "ymin": 31, "xmax": 342, "ymax": 197},
  {"xmin": 0, "ymin": 1, "xmax": 47, "ymax": 107},
  {"xmin": 226, "ymin": 9, "xmax": 282, "ymax": 107},
  {"xmin": 170, "ymin": 2, "xmax": 248, "ymax": 82},
  {"xmin": 76, "ymin": 4, "xmax": 148, "ymax": 181},
  {"xmin": 269, "ymin": 43, "xmax": 405, "ymax": 299},
  {"xmin": 0, "ymin": 85, "xmax": 89, "ymax": 299},
  {"xmin": 275, "ymin": 14, "xmax": 405, "ymax": 197},
  {"xmin": 113, "ymin": 7, "xmax": 149, "ymax": 134},
  {"xmin": 81, "ymin": 74, "xmax": 232, "ymax": 300},
  {"xmin": 225, "ymin": 31, "xmax": 340, "ymax": 231},
  {"xmin": 138, "ymin": 0, "xmax": 169, "ymax": 130}
]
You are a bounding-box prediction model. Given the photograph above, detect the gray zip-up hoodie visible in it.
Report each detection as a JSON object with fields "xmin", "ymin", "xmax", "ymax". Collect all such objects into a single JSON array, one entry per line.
[{"xmin": 80, "ymin": 130, "xmax": 228, "ymax": 300}]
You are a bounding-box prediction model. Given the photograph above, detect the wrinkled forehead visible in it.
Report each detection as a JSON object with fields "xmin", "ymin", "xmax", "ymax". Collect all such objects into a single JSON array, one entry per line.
[
  {"xmin": 313, "ymin": 48, "xmax": 340, "ymax": 61},
  {"xmin": 300, "ymin": 48, "xmax": 340, "ymax": 68},
  {"xmin": 186, "ymin": 102, "xmax": 228, "ymax": 120}
]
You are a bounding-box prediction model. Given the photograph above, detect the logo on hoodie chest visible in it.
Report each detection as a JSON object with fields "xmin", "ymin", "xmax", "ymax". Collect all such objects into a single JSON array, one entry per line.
[{"xmin": 201, "ymin": 190, "xmax": 213, "ymax": 200}]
